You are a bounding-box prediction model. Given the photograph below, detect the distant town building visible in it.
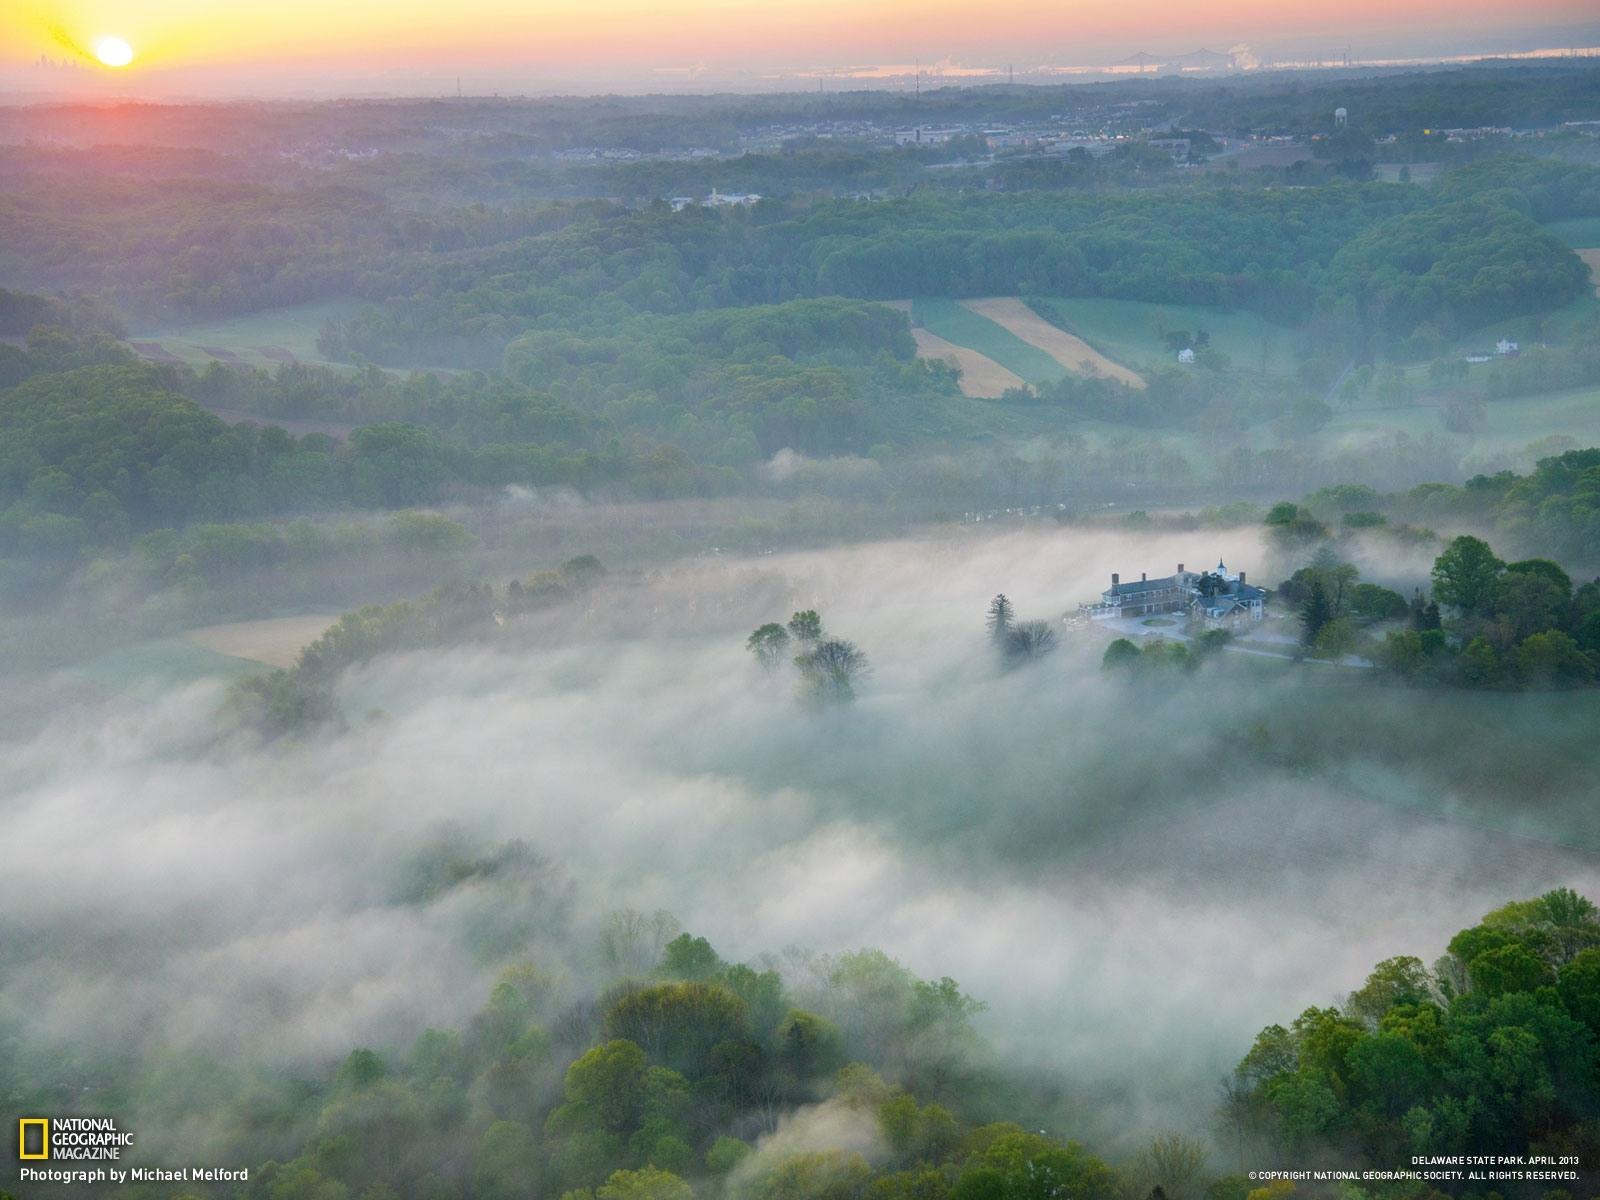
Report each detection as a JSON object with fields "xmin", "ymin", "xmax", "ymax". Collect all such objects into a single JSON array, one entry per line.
[
  {"xmin": 703, "ymin": 189, "xmax": 762, "ymax": 208},
  {"xmin": 984, "ymin": 128, "xmax": 1026, "ymax": 149},
  {"xmin": 1335, "ymin": 106, "xmax": 1349, "ymax": 127},
  {"xmin": 1177, "ymin": 347, "xmax": 1197, "ymax": 364},
  {"xmin": 893, "ymin": 127, "xmax": 963, "ymax": 146},
  {"xmin": 1496, "ymin": 338, "xmax": 1520, "ymax": 356}
]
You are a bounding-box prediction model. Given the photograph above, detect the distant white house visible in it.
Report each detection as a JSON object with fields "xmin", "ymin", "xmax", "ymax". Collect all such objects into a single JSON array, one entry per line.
[
  {"xmin": 1177, "ymin": 347, "xmax": 1197, "ymax": 364},
  {"xmin": 703, "ymin": 188, "xmax": 762, "ymax": 208},
  {"xmin": 1466, "ymin": 339, "xmax": 1521, "ymax": 363}
]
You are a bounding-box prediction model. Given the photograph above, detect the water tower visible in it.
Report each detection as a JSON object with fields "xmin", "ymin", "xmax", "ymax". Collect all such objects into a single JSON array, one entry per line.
[{"xmin": 1334, "ymin": 106, "xmax": 1348, "ymax": 127}]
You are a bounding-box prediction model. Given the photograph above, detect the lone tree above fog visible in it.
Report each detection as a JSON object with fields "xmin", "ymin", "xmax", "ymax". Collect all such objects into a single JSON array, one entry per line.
[
  {"xmin": 979, "ymin": 595, "xmax": 1017, "ymax": 649},
  {"xmin": 988, "ymin": 595, "xmax": 1055, "ymax": 669},
  {"xmin": 747, "ymin": 623, "xmax": 791, "ymax": 672},
  {"xmin": 987, "ymin": 594, "xmax": 1015, "ymax": 645},
  {"xmin": 787, "ymin": 610, "xmax": 823, "ymax": 645},
  {"xmin": 796, "ymin": 638, "xmax": 869, "ymax": 704},
  {"xmin": 746, "ymin": 608, "xmax": 868, "ymax": 703}
]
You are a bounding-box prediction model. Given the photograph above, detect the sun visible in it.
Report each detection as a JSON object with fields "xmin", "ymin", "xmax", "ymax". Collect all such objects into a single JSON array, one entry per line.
[{"xmin": 93, "ymin": 36, "xmax": 135, "ymax": 68}]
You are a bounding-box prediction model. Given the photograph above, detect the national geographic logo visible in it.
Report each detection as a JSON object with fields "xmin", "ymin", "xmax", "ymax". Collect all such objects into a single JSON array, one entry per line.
[
  {"xmin": 15, "ymin": 1117, "xmax": 132, "ymax": 1161},
  {"xmin": 14, "ymin": 1116, "xmax": 248, "ymax": 1186}
]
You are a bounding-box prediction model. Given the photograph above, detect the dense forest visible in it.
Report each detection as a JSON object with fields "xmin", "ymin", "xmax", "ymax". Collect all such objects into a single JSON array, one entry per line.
[
  {"xmin": 0, "ymin": 357, "xmax": 629, "ymax": 553},
  {"xmin": 1254, "ymin": 524, "xmax": 1600, "ymax": 685},
  {"xmin": 8, "ymin": 891, "xmax": 1594, "ymax": 1200},
  {"xmin": 1229, "ymin": 890, "xmax": 1600, "ymax": 1170},
  {"xmin": 1293, "ymin": 449, "xmax": 1600, "ymax": 564},
  {"xmin": 5, "ymin": 148, "xmax": 1600, "ymax": 535},
  {"xmin": 7, "ymin": 163, "xmax": 1587, "ymax": 362}
]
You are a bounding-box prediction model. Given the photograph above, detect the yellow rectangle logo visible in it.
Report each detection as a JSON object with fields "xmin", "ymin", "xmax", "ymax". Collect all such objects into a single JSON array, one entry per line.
[{"xmin": 18, "ymin": 1117, "xmax": 49, "ymax": 1159}]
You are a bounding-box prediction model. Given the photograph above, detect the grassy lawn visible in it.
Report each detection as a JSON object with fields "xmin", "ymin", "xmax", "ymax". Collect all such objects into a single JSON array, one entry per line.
[
  {"xmin": 1454, "ymin": 291, "xmax": 1600, "ymax": 351},
  {"xmin": 137, "ymin": 299, "xmax": 360, "ymax": 368},
  {"xmin": 71, "ymin": 637, "xmax": 270, "ymax": 696},
  {"xmin": 1031, "ymin": 296, "xmax": 1299, "ymax": 376},
  {"xmin": 1323, "ymin": 383, "xmax": 1600, "ymax": 458},
  {"xmin": 1545, "ymin": 217, "xmax": 1600, "ymax": 249},
  {"xmin": 910, "ymin": 297, "xmax": 1068, "ymax": 385},
  {"xmin": 1087, "ymin": 381, "xmax": 1600, "ymax": 469}
]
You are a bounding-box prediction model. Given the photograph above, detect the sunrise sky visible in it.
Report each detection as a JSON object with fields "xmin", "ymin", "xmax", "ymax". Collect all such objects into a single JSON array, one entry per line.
[{"xmin": 4, "ymin": 0, "xmax": 1599, "ymax": 95}]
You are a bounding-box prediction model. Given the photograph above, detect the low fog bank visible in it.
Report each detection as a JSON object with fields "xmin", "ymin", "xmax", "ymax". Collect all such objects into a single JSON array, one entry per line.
[{"xmin": 4, "ymin": 524, "xmax": 1597, "ymax": 1151}]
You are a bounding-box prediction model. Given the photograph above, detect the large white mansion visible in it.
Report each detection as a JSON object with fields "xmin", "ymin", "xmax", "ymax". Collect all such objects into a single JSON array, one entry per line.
[{"xmin": 1081, "ymin": 559, "xmax": 1267, "ymax": 625}]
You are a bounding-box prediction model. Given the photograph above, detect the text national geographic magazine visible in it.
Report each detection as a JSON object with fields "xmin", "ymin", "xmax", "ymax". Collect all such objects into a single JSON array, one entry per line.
[{"xmin": 4, "ymin": 3, "xmax": 1600, "ymax": 1199}]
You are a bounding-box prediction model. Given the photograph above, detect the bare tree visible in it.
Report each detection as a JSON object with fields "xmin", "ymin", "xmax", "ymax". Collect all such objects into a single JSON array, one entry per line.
[
  {"xmin": 1132, "ymin": 1132, "xmax": 1210, "ymax": 1200},
  {"xmin": 599, "ymin": 908, "xmax": 681, "ymax": 979},
  {"xmin": 1215, "ymin": 1074, "xmax": 1259, "ymax": 1173},
  {"xmin": 1004, "ymin": 619, "xmax": 1057, "ymax": 666}
]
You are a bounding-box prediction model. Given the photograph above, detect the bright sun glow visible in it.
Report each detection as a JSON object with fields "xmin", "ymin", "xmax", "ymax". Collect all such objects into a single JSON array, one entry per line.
[{"xmin": 93, "ymin": 36, "xmax": 135, "ymax": 67}]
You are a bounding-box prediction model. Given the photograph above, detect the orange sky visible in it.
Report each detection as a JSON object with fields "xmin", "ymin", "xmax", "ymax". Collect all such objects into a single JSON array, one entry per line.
[{"xmin": 5, "ymin": 0, "xmax": 1598, "ymax": 92}]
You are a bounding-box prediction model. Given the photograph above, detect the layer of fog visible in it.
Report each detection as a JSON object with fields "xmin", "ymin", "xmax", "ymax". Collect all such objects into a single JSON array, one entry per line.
[{"xmin": 4, "ymin": 524, "xmax": 1598, "ymax": 1153}]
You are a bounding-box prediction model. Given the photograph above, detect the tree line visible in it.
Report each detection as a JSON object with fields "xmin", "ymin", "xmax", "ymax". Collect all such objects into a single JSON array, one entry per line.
[
  {"xmin": 1376, "ymin": 535, "xmax": 1600, "ymax": 688},
  {"xmin": 0, "ymin": 335, "xmax": 729, "ymax": 567},
  {"xmin": 1285, "ymin": 450, "xmax": 1600, "ymax": 571},
  {"xmin": 1226, "ymin": 889, "xmax": 1600, "ymax": 1173}
]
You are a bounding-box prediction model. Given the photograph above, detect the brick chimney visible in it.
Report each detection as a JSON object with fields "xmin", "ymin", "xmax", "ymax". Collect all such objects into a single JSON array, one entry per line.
[
  {"xmin": 1239, "ymin": 570, "xmax": 1246, "ymax": 585},
  {"xmin": 1178, "ymin": 562, "xmax": 1185, "ymax": 574},
  {"xmin": 1111, "ymin": 573, "xmax": 1120, "ymax": 588},
  {"xmin": 1141, "ymin": 572, "xmax": 1147, "ymax": 582}
]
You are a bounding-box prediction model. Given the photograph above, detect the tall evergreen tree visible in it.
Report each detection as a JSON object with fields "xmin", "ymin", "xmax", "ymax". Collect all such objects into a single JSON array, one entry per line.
[
  {"xmin": 1300, "ymin": 580, "xmax": 1333, "ymax": 648},
  {"xmin": 986, "ymin": 594, "xmax": 1015, "ymax": 646}
]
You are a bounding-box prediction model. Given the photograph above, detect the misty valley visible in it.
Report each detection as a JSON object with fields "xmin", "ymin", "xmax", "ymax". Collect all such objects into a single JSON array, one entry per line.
[{"xmin": 3, "ymin": 57, "xmax": 1600, "ymax": 1200}]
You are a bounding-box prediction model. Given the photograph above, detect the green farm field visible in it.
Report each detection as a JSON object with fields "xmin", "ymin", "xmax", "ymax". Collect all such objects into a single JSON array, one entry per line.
[
  {"xmin": 1061, "ymin": 384, "xmax": 1600, "ymax": 472},
  {"xmin": 69, "ymin": 636, "xmax": 270, "ymax": 697},
  {"xmin": 1030, "ymin": 296, "xmax": 1300, "ymax": 375},
  {"xmin": 910, "ymin": 297, "xmax": 1069, "ymax": 385},
  {"xmin": 133, "ymin": 299, "xmax": 358, "ymax": 369},
  {"xmin": 1545, "ymin": 217, "xmax": 1600, "ymax": 248},
  {"xmin": 1452, "ymin": 290, "xmax": 1600, "ymax": 350},
  {"xmin": 1321, "ymin": 383, "xmax": 1600, "ymax": 458}
]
